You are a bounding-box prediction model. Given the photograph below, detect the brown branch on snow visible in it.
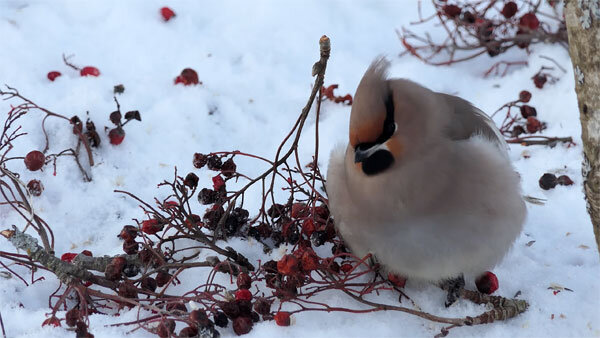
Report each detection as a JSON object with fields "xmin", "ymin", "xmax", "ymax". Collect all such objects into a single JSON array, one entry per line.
[{"xmin": 506, "ymin": 135, "xmax": 573, "ymax": 146}]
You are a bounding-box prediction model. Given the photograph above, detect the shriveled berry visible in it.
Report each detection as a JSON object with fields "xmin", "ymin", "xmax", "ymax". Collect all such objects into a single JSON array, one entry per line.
[
  {"xmin": 175, "ymin": 68, "xmax": 200, "ymax": 86},
  {"xmin": 122, "ymin": 240, "xmax": 139, "ymax": 254},
  {"xmin": 108, "ymin": 127, "xmax": 125, "ymax": 145},
  {"xmin": 166, "ymin": 302, "xmax": 187, "ymax": 313},
  {"xmin": 301, "ymin": 219, "xmax": 316, "ymax": 236},
  {"xmin": 519, "ymin": 12, "xmax": 539, "ymax": 30},
  {"xmin": 140, "ymin": 277, "xmax": 157, "ymax": 292},
  {"xmin": 105, "ymin": 262, "xmax": 123, "ymax": 281},
  {"xmin": 212, "ymin": 175, "xmax": 225, "ymax": 191},
  {"xmin": 111, "ymin": 257, "xmax": 127, "ymax": 271},
  {"xmin": 193, "ymin": 153, "xmax": 208, "ymax": 168},
  {"xmin": 442, "ymin": 4, "xmax": 461, "ymax": 18},
  {"xmin": 526, "ymin": 116, "xmax": 542, "ymax": 133},
  {"xmin": 557, "ymin": 175, "xmax": 574, "ymax": 186},
  {"xmin": 519, "ymin": 90, "xmax": 532, "ymax": 102},
  {"xmin": 277, "ymin": 254, "xmax": 299, "ymax": 275},
  {"xmin": 47, "ymin": 71, "xmax": 61, "ymax": 81},
  {"xmin": 267, "ymin": 204, "xmax": 285, "ymax": 218},
  {"xmin": 501, "ymin": 1, "xmax": 518, "ymax": 18},
  {"xmin": 300, "ymin": 250, "xmax": 320, "ymax": 271},
  {"xmin": 119, "ymin": 225, "xmax": 138, "ymax": 242},
  {"xmin": 475, "ymin": 271, "xmax": 499, "ymax": 294},
  {"xmin": 157, "ymin": 319, "xmax": 176, "ymax": 337},
  {"xmin": 232, "ymin": 316, "xmax": 253, "ymax": 335},
  {"xmin": 123, "ymin": 264, "xmax": 140, "ymax": 277},
  {"xmin": 207, "ymin": 155, "xmax": 222, "ymax": 170},
  {"xmin": 291, "ymin": 203, "xmax": 309, "ymax": 218},
  {"xmin": 235, "ymin": 289, "xmax": 252, "ymax": 301},
  {"xmin": 520, "ymin": 105, "xmax": 537, "ymax": 118},
  {"xmin": 203, "ymin": 204, "xmax": 224, "ymax": 230},
  {"xmin": 199, "ymin": 188, "xmax": 217, "ymax": 205},
  {"xmin": 237, "ymin": 273, "xmax": 252, "ymax": 289},
  {"xmin": 80, "ymin": 66, "xmax": 100, "ymax": 77},
  {"xmin": 221, "ymin": 158, "xmax": 237, "ymax": 177},
  {"xmin": 461, "ymin": 10, "xmax": 475, "ymax": 23},
  {"xmin": 160, "ymin": 7, "xmax": 176, "ymax": 21},
  {"xmin": 155, "ymin": 271, "xmax": 171, "ymax": 287},
  {"xmin": 185, "ymin": 214, "xmax": 202, "ymax": 229},
  {"xmin": 141, "ymin": 219, "xmax": 163, "ymax": 235},
  {"xmin": 274, "ymin": 311, "xmax": 291, "ymax": 326},
  {"xmin": 179, "ymin": 326, "xmax": 199, "ymax": 337},
  {"xmin": 65, "ymin": 308, "xmax": 80, "ymax": 327},
  {"xmin": 184, "ymin": 172, "xmax": 199, "ymax": 189},
  {"xmin": 24, "ymin": 150, "xmax": 45, "ymax": 171},
  {"xmin": 220, "ymin": 301, "xmax": 241, "ymax": 319},
  {"xmin": 27, "ymin": 179, "xmax": 44, "ymax": 197},
  {"xmin": 109, "ymin": 110, "xmax": 122, "ymax": 125},
  {"xmin": 214, "ymin": 311, "xmax": 228, "ymax": 327},
  {"xmin": 189, "ymin": 310, "xmax": 210, "ymax": 327},
  {"xmin": 114, "ymin": 84, "xmax": 125, "ymax": 94},
  {"xmin": 42, "ymin": 316, "xmax": 61, "ymax": 327},
  {"xmin": 387, "ymin": 272, "xmax": 407, "ymax": 288},
  {"xmin": 118, "ymin": 280, "xmax": 138, "ymax": 299},
  {"xmin": 539, "ymin": 173, "xmax": 558, "ymax": 190},
  {"xmin": 310, "ymin": 230, "xmax": 328, "ymax": 247},
  {"xmin": 253, "ymin": 297, "xmax": 272, "ymax": 316},
  {"xmin": 533, "ymin": 73, "xmax": 547, "ymax": 89}
]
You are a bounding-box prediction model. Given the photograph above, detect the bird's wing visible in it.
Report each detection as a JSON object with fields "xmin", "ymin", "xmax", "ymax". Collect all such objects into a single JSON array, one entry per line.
[{"xmin": 439, "ymin": 93, "xmax": 508, "ymax": 153}]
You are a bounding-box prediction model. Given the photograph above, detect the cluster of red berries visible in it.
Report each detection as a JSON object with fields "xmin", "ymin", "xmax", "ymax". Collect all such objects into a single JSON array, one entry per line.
[{"xmin": 508, "ymin": 90, "xmax": 547, "ymax": 137}]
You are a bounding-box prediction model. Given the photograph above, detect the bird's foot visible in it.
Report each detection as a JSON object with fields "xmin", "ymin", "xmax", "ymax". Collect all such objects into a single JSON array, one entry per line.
[{"xmin": 440, "ymin": 274, "xmax": 465, "ymax": 307}]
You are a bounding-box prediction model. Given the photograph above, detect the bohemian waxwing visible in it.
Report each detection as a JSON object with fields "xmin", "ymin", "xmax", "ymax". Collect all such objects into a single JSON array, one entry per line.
[{"xmin": 326, "ymin": 58, "xmax": 526, "ymax": 304}]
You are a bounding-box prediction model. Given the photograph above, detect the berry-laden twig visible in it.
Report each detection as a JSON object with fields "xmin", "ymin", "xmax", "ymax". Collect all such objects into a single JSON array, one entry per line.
[{"xmin": 398, "ymin": 0, "xmax": 567, "ymax": 68}]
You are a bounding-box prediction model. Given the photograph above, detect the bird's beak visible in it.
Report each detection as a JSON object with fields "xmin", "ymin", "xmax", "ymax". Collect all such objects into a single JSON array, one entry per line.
[{"xmin": 354, "ymin": 142, "xmax": 389, "ymax": 163}]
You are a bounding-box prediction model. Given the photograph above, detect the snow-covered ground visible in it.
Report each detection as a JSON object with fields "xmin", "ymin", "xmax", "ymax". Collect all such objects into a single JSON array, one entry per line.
[{"xmin": 0, "ymin": 1, "xmax": 598, "ymax": 337}]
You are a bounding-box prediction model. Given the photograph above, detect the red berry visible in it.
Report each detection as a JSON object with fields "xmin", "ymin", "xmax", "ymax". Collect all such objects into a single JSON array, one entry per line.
[
  {"xmin": 301, "ymin": 218, "xmax": 316, "ymax": 236},
  {"xmin": 160, "ymin": 7, "xmax": 176, "ymax": 21},
  {"xmin": 235, "ymin": 289, "xmax": 252, "ymax": 301},
  {"xmin": 300, "ymin": 250, "xmax": 320, "ymax": 271},
  {"xmin": 156, "ymin": 271, "xmax": 171, "ymax": 287},
  {"xmin": 277, "ymin": 254, "xmax": 300, "ymax": 275},
  {"xmin": 475, "ymin": 271, "xmax": 499, "ymax": 294},
  {"xmin": 141, "ymin": 219, "xmax": 163, "ymax": 235},
  {"xmin": 387, "ymin": 272, "xmax": 407, "ymax": 288},
  {"xmin": 501, "ymin": 1, "xmax": 518, "ymax": 18},
  {"xmin": 291, "ymin": 203, "xmax": 309, "ymax": 218},
  {"xmin": 119, "ymin": 225, "xmax": 138, "ymax": 242},
  {"xmin": 108, "ymin": 127, "xmax": 125, "ymax": 145},
  {"xmin": 27, "ymin": 179, "xmax": 44, "ymax": 196},
  {"xmin": 557, "ymin": 175, "xmax": 574, "ymax": 186},
  {"xmin": 237, "ymin": 272, "xmax": 252, "ymax": 289},
  {"xmin": 274, "ymin": 311, "xmax": 291, "ymax": 326},
  {"xmin": 24, "ymin": 150, "xmax": 45, "ymax": 171},
  {"xmin": 526, "ymin": 116, "xmax": 542, "ymax": 133},
  {"xmin": 519, "ymin": 13, "xmax": 540, "ymax": 30},
  {"xmin": 519, "ymin": 90, "xmax": 532, "ymax": 102},
  {"xmin": 533, "ymin": 73, "xmax": 547, "ymax": 89},
  {"xmin": 174, "ymin": 68, "xmax": 200, "ymax": 86},
  {"xmin": 65, "ymin": 308, "xmax": 80, "ymax": 327},
  {"xmin": 42, "ymin": 316, "xmax": 61, "ymax": 327},
  {"xmin": 80, "ymin": 250, "xmax": 92, "ymax": 257},
  {"xmin": 212, "ymin": 175, "xmax": 225, "ymax": 191},
  {"xmin": 233, "ymin": 316, "xmax": 253, "ymax": 335},
  {"xmin": 442, "ymin": 4, "xmax": 461, "ymax": 18},
  {"xmin": 340, "ymin": 263, "xmax": 353, "ymax": 273},
  {"xmin": 80, "ymin": 66, "xmax": 100, "ymax": 77},
  {"xmin": 47, "ymin": 71, "xmax": 62, "ymax": 81},
  {"xmin": 61, "ymin": 253, "xmax": 78, "ymax": 263}
]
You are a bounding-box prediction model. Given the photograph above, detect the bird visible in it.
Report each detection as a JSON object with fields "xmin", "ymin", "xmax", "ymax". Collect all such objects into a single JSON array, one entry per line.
[{"xmin": 325, "ymin": 57, "xmax": 526, "ymax": 306}]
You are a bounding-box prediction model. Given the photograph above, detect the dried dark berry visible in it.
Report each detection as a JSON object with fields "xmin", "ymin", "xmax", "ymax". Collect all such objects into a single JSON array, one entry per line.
[
  {"xmin": 237, "ymin": 299, "xmax": 252, "ymax": 316},
  {"xmin": 519, "ymin": 90, "xmax": 532, "ymax": 102},
  {"xmin": 166, "ymin": 302, "xmax": 187, "ymax": 313},
  {"xmin": 179, "ymin": 326, "xmax": 199, "ymax": 337},
  {"xmin": 122, "ymin": 240, "xmax": 139, "ymax": 254},
  {"xmin": 501, "ymin": 1, "xmax": 518, "ymax": 18},
  {"xmin": 184, "ymin": 172, "xmax": 199, "ymax": 189},
  {"xmin": 86, "ymin": 130, "xmax": 101, "ymax": 147},
  {"xmin": 119, "ymin": 225, "xmax": 137, "ymax": 242},
  {"xmin": 267, "ymin": 204, "xmax": 285, "ymax": 218},
  {"xmin": 237, "ymin": 273, "xmax": 252, "ymax": 289},
  {"xmin": 526, "ymin": 116, "xmax": 542, "ymax": 133},
  {"xmin": 24, "ymin": 150, "xmax": 45, "ymax": 171},
  {"xmin": 123, "ymin": 264, "xmax": 140, "ymax": 277},
  {"xmin": 203, "ymin": 205, "xmax": 224, "ymax": 230},
  {"xmin": 199, "ymin": 188, "xmax": 217, "ymax": 205},
  {"xmin": 442, "ymin": 4, "xmax": 461, "ymax": 18},
  {"xmin": 27, "ymin": 179, "xmax": 44, "ymax": 196},
  {"xmin": 277, "ymin": 254, "xmax": 300, "ymax": 275},
  {"xmin": 65, "ymin": 308, "xmax": 80, "ymax": 327},
  {"xmin": 140, "ymin": 277, "xmax": 157, "ymax": 292},
  {"xmin": 533, "ymin": 73, "xmax": 547, "ymax": 89},
  {"xmin": 253, "ymin": 297, "xmax": 272, "ymax": 316},
  {"xmin": 232, "ymin": 316, "xmax": 253, "ymax": 335},
  {"xmin": 221, "ymin": 158, "xmax": 237, "ymax": 178},
  {"xmin": 461, "ymin": 10, "xmax": 475, "ymax": 23},
  {"xmin": 71, "ymin": 116, "xmax": 83, "ymax": 134},
  {"xmin": 311, "ymin": 230, "xmax": 328, "ymax": 247},
  {"xmin": 274, "ymin": 311, "xmax": 291, "ymax": 326},
  {"xmin": 114, "ymin": 84, "xmax": 125, "ymax": 94},
  {"xmin": 207, "ymin": 155, "xmax": 222, "ymax": 170},
  {"xmin": 156, "ymin": 271, "xmax": 171, "ymax": 287},
  {"xmin": 511, "ymin": 125, "xmax": 526, "ymax": 138},
  {"xmin": 124, "ymin": 110, "xmax": 141, "ymax": 121},
  {"xmin": 519, "ymin": 12, "xmax": 540, "ymax": 30},
  {"xmin": 118, "ymin": 280, "xmax": 138, "ymax": 299},
  {"xmin": 138, "ymin": 248, "xmax": 153, "ymax": 264},
  {"xmin": 193, "ymin": 153, "xmax": 208, "ymax": 169},
  {"xmin": 486, "ymin": 41, "xmax": 501, "ymax": 57},
  {"xmin": 189, "ymin": 310, "xmax": 210, "ymax": 327},
  {"xmin": 539, "ymin": 173, "xmax": 558, "ymax": 190},
  {"xmin": 109, "ymin": 110, "xmax": 122, "ymax": 125},
  {"xmin": 214, "ymin": 311, "xmax": 228, "ymax": 327},
  {"xmin": 557, "ymin": 175, "xmax": 574, "ymax": 186},
  {"xmin": 520, "ymin": 105, "xmax": 537, "ymax": 118},
  {"xmin": 262, "ymin": 260, "xmax": 278, "ymax": 274},
  {"xmin": 220, "ymin": 301, "xmax": 240, "ymax": 319},
  {"xmin": 251, "ymin": 311, "xmax": 260, "ymax": 323},
  {"xmin": 157, "ymin": 319, "xmax": 175, "ymax": 338}
]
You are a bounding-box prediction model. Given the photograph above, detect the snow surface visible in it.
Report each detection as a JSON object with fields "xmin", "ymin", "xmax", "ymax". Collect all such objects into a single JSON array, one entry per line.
[{"xmin": 0, "ymin": 1, "xmax": 599, "ymax": 337}]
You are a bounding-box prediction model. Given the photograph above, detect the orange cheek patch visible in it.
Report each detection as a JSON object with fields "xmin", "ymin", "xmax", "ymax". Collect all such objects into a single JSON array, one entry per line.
[
  {"xmin": 349, "ymin": 116, "xmax": 384, "ymax": 147},
  {"xmin": 385, "ymin": 137, "xmax": 404, "ymax": 158}
]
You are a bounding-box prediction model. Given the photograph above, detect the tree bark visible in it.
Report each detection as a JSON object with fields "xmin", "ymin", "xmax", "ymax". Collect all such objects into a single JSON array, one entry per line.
[{"xmin": 564, "ymin": 0, "xmax": 600, "ymax": 257}]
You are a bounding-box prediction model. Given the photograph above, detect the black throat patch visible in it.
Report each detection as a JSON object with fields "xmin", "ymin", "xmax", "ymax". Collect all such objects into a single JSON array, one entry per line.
[{"xmin": 361, "ymin": 150, "xmax": 394, "ymax": 176}]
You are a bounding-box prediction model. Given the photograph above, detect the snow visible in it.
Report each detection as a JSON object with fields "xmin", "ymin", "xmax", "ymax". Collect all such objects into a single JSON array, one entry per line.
[{"xmin": 0, "ymin": 1, "xmax": 599, "ymax": 337}]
